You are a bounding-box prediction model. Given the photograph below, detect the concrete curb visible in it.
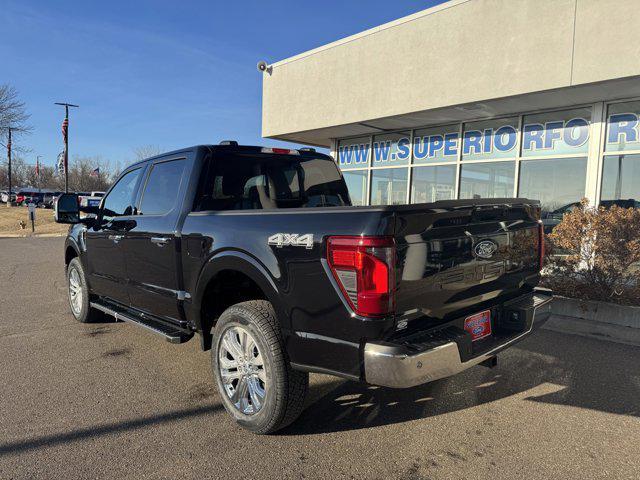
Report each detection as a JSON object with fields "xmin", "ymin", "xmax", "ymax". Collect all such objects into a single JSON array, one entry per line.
[
  {"xmin": 0, "ymin": 233, "xmax": 66, "ymax": 238},
  {"xmin": 542, "ymin": 314, "xmax": 640, "ymax": 347},
  {"xmin": 551, "ymin": 296, "xmax": 640, "ymax": 329}
]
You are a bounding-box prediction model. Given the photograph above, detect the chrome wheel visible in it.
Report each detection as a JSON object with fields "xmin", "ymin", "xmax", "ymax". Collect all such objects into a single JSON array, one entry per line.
[
  {"xmin": 68, "ymin": 268, "xmax": 83, "ymax": 315},
  {"xmin": 218, "ymin": 326, "xmax": 266, "ymax": 415}
]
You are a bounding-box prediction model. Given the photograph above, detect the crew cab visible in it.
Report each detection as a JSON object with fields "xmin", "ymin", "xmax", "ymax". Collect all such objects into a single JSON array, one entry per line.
[{"xmin": 55, "ymin": 143, "xmax": 552, "ymax": 434}]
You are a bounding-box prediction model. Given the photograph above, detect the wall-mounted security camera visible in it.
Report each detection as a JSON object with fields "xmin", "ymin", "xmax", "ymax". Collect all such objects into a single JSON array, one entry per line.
[{"xmin": 257, "ymin": 60, "xmax": 271, "ymax": 74}]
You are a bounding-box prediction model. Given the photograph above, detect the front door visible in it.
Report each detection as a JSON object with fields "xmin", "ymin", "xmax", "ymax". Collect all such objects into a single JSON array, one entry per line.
[
  {"xmin": 85, "ymin": 224, "xmax": 129, "ymax": 304},
  {"xmin": 122, "ymin": 157, "xmax": 188, "ymax": 321},
  {"xmin": 86, "ymin": 166, "xmax": 145, "ymax": 306}
]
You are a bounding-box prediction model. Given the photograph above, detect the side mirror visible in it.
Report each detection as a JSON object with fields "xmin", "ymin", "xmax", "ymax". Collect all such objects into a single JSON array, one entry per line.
[{"xmin": 54, "ymin": 193, "xmax": 80, "ymax": 224}]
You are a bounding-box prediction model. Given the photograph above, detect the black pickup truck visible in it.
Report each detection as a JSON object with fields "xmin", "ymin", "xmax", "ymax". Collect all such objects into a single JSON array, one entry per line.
[{"xmin": 54, "ymin": 143, "xmax": 552, "ymax": 434}]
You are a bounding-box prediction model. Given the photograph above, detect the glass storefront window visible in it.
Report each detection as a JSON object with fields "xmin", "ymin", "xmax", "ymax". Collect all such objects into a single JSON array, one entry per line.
[
  {"xmin": 462, "ymin": 117, "xmax": 518, "ymax": 161},
  {"xmin": 370, "ymin": 168, "xmax": 407, "ymax": 205},
  {"xmin": 411, "ymin": 165, "xmax": 456, "ymax": 203},
  {"xmin": 337, "ymin": 136, "xmax": 370, "ymax": 170},
  {"xmin": 518, "ymin": 157, "xmax": 587, "ymax": 214},
  {"xmin": 413, "ymin": 125, "xmax": 458, "ymax": 164},
  {"xmin": 605, "ymin": 101, "xmax": 640, "ymax": 152},
  {"xmin": 601, "ymin": 154, "xmax": 640, "ymax": 204},
  {"xmin": 332, "ymin": 104, "xmax": 618, "ymax": 206},
  {"xmin": 371, "ymin": 131, "xmax": 412, "ymax": 167},
  {"xmin": 521, "ymin": 107, "xmax": 591, "ymax": 158},
  {"xmin": 342, "ymin": 171, "xmax": 368, "ymax": 206},
  {"xmin": 459, "ymin": 162, "xmax": 515, "ymax": 199}
]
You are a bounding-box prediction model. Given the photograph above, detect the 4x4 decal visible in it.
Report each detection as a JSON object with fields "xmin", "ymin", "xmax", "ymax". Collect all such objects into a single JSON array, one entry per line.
[{"xmin": 267, "ymin": 233, "xmax": 314, "ymax": 249}]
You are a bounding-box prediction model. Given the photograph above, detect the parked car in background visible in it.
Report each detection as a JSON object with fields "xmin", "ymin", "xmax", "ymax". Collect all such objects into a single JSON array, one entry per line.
[
  {"xmin": 43, "ymin": 192, "xmax": 65, "ymax": 209},
  {"xmin": 28, "ymin": 192, "xmax": 46, "ymax": 207},
  {"xmin": 542, "ymin": 199, "xmax": 640, "ymax": 233},
  {"xmin": 0, "ymin": 191, "xmax": 16, "ymax": 204},
  {"xmin": 14, "ymin": 189, "xmax": 42, "ymax": 206},
  {"xmin": 79, "ymin": 191, "xmax": 105, "ymax": 208}
]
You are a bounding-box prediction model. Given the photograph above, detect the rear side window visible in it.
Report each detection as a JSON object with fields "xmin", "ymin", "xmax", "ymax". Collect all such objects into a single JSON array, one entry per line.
[
  {"xmin": 102, "ymin": 168, "xmax": 142, "ymax": 221},
  {"xmin": 196, "ymin": 154, "xmax": 351, "ymax": 211},
  {"xmin": 140, "ymin": 159, "xmax": 186, "ymax": 215}
]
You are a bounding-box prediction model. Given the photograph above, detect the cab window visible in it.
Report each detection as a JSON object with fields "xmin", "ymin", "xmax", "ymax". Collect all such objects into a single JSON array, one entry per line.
[
  {"xmin": 139, "ymin": 159, "xmax": 186, "ymax": 215},
  {"xmin": 101, "ymin": 168, "xmax": 142, "ymax": 221},
  {"xmin": 196, "ymin": 154, "xmax": 350, "ymax": 211}
]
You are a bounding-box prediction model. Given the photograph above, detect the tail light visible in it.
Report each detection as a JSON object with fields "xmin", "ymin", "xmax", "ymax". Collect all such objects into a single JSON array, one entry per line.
[
  {"xmin": 538, "ymin": 222, "xmax": 545, "ymax": 270},
  {"xmin": 326, "ymin": 236, "xmax": 396, "ymax": 317}
]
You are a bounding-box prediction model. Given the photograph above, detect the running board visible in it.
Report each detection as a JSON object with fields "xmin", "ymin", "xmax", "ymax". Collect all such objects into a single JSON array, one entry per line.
[{"xmin": 90, "ymin": 301, "xmax": 193, "ymax": 344}]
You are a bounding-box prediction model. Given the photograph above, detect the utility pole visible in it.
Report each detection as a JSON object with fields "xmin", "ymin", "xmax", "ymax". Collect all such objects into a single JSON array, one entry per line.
[
  {"xmin": 6, "ymin": 127, "xmax": 11, "ymax": 207},
  {"xmin": 36, "ymin": 155, "xmax": 42, "ymax": 192},
  {"xmin": 54, "ymin": 102, "xmax": 79, "ymax": 193}
]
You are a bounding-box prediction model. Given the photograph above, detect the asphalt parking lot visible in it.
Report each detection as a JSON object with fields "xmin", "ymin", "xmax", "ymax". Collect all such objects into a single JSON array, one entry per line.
[{"xmin": 1, "ymin": 237, "xmax": 639, "ymax": 480}]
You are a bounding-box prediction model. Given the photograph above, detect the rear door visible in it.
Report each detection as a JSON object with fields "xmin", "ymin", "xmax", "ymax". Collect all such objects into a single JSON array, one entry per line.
[
  {"xmin": 394, "ymin": 200, "xmax": 542, "ymax": 321},
  {"xmin": 85, "ymin": 166, "xmax": 145, "ymax": 305},
  {"xmin": 121, "ymin": 156, "xmax": 190, "ymax": 322}
]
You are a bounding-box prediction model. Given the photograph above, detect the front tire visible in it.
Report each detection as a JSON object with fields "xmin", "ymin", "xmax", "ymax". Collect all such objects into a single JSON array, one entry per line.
[
  {"xmin": 211, "ymin": 300, "xmax": 308, "ymax": 434},
  {"xmin": 67, "ymin": 257, "xmax": 99, "ymax": 323}
]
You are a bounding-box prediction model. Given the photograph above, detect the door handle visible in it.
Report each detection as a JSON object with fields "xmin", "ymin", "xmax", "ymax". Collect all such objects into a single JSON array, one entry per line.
[
  {"xmin": 108, "ymin": 234, "xmax": 123, "ymax": 244},
  {"xmin": 150, "ymin": 237, "xmax": 170, "ymax": 246}
]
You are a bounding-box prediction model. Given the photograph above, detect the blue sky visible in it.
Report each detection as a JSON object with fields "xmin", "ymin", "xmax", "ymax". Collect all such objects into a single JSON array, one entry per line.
[{"xmin": 1, "ymin": 0, "xmax": 445, "ymax": 168}]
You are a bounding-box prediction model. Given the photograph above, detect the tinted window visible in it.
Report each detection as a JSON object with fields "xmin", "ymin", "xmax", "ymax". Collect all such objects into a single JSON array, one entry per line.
[
  {"xmin": 459, "ymin": 162, "xmax": 515, "ymax": 199},
  {"xmin": 102, "ymin": 168, "xmax": 142, "ymax": 221},
  {"xmin": 411, "ymin": 165, "xmax": 456, "ymax": 203},
  {"xmin": 518, "ymin": 157, "xmax": 587, "ymax": 213},
  {"xmin": 140, "ymin": 159, "xmax": 186, "ymax": 215},
  {"xmin": 370, "ymin": 168, "xmax": 407, "ymax": 205},
  {"xmin": 342, "ymin": 171, "xmax": 367, "ymax": 206},
  {"xmin": 601, "ymin": 154, "xmax": 640, "ymax": 203},
  {"xmin": 197, "ymin": 155, "xmax": 350, "ymax": 211}
]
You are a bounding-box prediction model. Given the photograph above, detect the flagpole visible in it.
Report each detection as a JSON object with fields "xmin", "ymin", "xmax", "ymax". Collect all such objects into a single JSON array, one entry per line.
[{"xmin": 55, "ymin": 102, "xmax": 79, "ymax": 193}]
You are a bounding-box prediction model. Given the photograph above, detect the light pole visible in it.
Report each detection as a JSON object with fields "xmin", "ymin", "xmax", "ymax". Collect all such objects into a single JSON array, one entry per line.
[{"xmin": 54, "ymin": 102, "xmax": 79, "ymax": 193}]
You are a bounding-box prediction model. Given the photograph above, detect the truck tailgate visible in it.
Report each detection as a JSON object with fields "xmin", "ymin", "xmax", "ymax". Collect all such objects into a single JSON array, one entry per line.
[{"xmin": 393, "ymin": 200, "xmax": 542, "ymax": 323}]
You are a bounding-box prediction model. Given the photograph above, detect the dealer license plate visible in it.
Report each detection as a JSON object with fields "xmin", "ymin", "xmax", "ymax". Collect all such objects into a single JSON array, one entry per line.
[{"xmin": 464, "ymin": 310, "xmax": 492, "ymax": 341}]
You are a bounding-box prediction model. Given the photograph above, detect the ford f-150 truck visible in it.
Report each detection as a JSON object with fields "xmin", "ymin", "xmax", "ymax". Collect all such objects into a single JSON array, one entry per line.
[{"xmin": 54, "ymin": 143, "xmax": 552, "ymax": 434}]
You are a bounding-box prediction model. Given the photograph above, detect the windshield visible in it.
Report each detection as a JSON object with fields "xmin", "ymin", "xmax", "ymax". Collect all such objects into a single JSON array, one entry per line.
[{"xmin": 197, "ymin": 154, "xmax": 352, "ymax": 211}]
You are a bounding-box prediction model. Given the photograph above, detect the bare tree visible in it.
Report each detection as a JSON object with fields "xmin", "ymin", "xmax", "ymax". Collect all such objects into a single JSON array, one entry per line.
[
  {"xmin": 0, "ymin": 156, "xmax": 28, "ymax": 187},
  {"xmin": 0, "ymin": 155, "xmax": 119, "ymax": 192},
  {"xmin": 67, "ymin": 156, "xmax": 114, "ymax": 192},
  {"xmin": 133, "ymin": 145, "xmax": 162, "ymax": 161},
  {"xmin": 0, "ymin": 84, "xmax": 31, "ymax": 145}
]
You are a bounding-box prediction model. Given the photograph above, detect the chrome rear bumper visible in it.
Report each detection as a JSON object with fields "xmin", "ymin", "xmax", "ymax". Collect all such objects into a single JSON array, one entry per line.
[{"xmin": 364, "ymin": 291, "xmax": 553, "ymax": 389}]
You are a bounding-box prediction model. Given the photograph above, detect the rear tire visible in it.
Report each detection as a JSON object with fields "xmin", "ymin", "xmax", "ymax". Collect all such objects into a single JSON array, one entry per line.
[
  {"xmin": 67, "ymin": 257, "xmax": 99, "ymax": 323},
  {"xmin": 211, "ymin": 300, "xmax": 308, "ymax": 434}
]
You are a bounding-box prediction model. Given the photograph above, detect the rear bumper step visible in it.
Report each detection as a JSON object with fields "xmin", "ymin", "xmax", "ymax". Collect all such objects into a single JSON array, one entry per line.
[
  {"xmin": 90, "ymin": 301, "xmax": 193, "ymax": 344},
  {"xmin": 363, "ymin": 290, "xmax": 553, "ymax": 388}
]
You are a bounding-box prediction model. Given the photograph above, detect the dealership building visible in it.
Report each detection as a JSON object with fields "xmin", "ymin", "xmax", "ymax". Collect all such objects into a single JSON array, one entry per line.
[{"xmin": 261, "ymin": 0, "xmax": 640, "ymax": 212}]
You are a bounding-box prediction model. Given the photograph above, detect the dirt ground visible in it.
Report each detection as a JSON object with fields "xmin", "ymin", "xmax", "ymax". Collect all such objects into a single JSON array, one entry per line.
[{"xmin": 0, "ymin": 205, "xmax": 69, "ymax": 236}]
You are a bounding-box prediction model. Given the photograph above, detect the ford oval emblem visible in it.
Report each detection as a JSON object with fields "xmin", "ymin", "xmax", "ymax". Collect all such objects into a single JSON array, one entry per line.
[{"xmin": 474, "ymin": 240, "xmax": 498, "ymax": 259}]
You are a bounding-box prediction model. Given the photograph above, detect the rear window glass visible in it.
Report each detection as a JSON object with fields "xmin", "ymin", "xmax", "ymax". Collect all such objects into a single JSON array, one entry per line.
[
  {"xmin": 196, "ymin": 154, "xmax": 351, "ymax": 211},
  {"xmin": 140, "ymin": 159, "xmax": 186, "ymax": 215}
]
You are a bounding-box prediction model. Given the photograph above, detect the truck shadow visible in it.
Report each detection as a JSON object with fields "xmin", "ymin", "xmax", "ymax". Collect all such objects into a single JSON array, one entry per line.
[
  {"xmin": 282, "ymin": 329, "xmax": 640, "ymax": 435},
  {"xmin": 0, "ymin": 404, "xmax": 223, "ymax": 457}
]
